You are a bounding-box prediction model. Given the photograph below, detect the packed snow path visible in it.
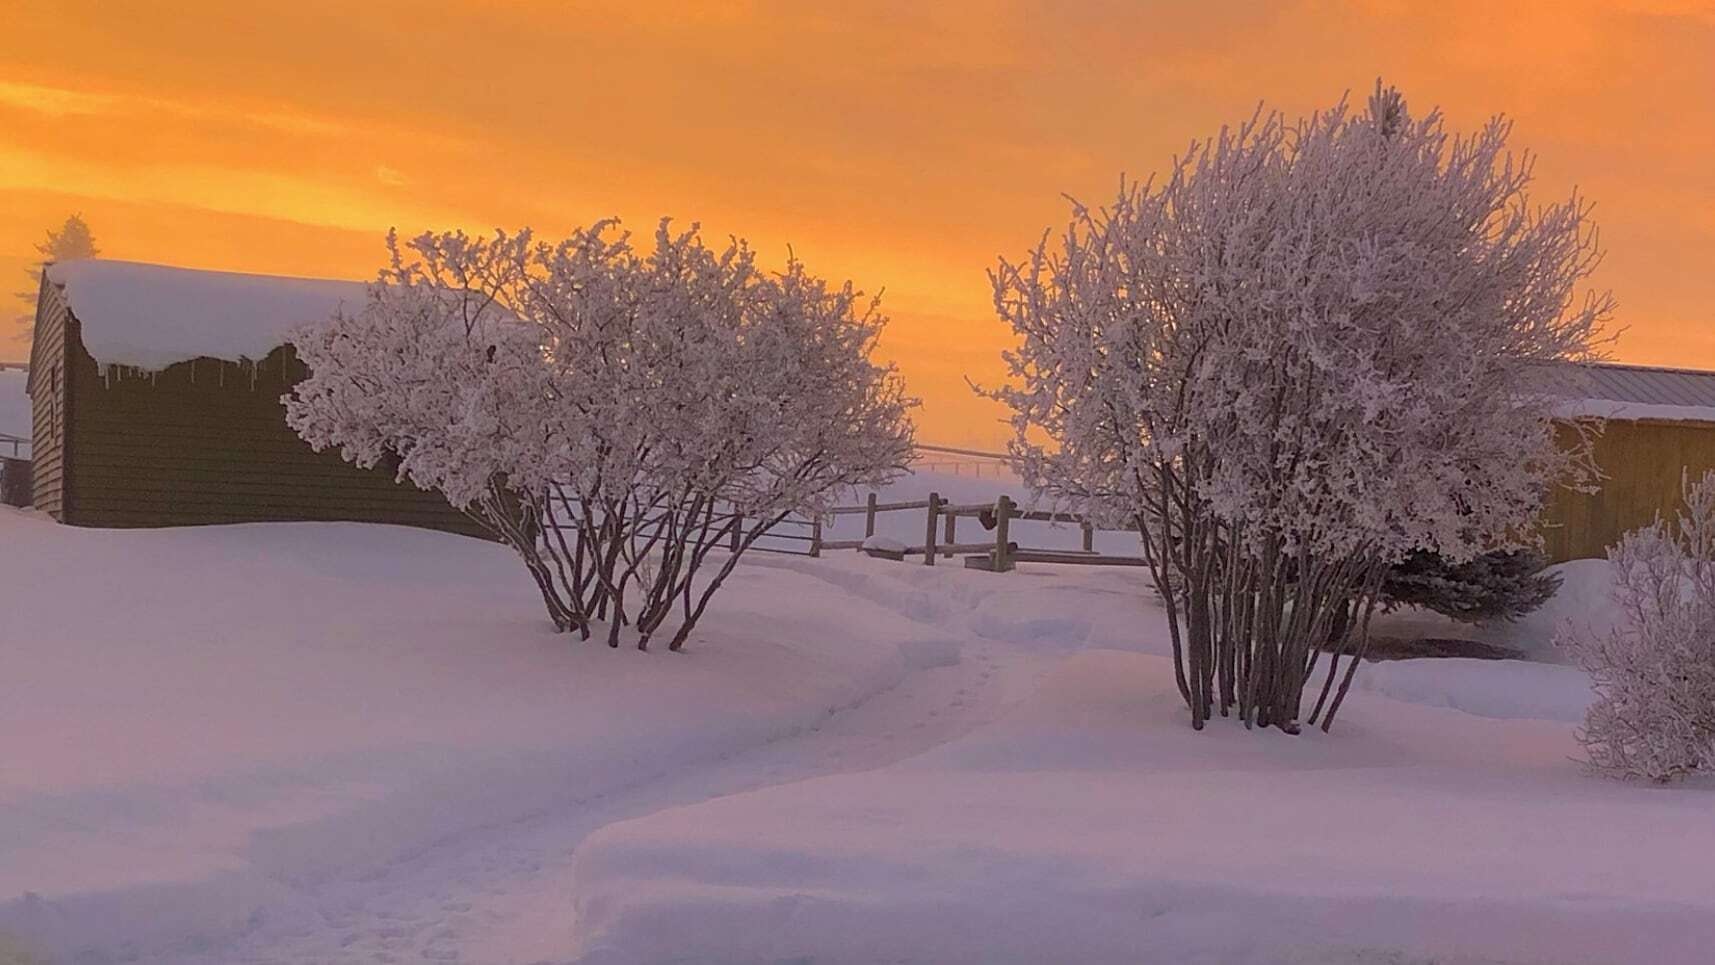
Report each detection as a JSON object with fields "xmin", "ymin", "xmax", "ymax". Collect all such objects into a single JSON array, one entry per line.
[{"xmin": 189, "ymin": 563, "xmax": 1044, "ymax": 964}]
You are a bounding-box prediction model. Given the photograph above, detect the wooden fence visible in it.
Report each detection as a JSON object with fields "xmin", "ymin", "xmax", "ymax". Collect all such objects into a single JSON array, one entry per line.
[
  {"xmin": 536, "ymin": 443, "xmax": 1138, "ymax": 571},
  {"xmin": 818, "ymin": 491, "xmax": 1144, "ymax": 572},
  {"xmin": 543, "ymin": 489, "xmax": 1138, "ymax": 571}
]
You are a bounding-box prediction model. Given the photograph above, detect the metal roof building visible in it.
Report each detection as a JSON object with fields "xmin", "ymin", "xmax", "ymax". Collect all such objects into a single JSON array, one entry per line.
[
  {"xmin": 1537, "ymin": 361, "xmax": 1715, "ymax": 560},
  {"xmin": 1533, "ymin": 361, "xmax": 1715, "ymax": 422}
]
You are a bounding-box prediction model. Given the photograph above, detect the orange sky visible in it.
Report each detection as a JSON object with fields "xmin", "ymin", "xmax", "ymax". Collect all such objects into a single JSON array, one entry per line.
[{"xmin": 3, "ymin": 1, "xmax": 1712, "ymax": 446}]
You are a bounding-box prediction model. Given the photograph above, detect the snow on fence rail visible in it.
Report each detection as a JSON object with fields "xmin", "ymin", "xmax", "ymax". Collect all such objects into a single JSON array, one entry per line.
[{"xmin": 821, "ymin": 491, "xmax": 1144, "ymax": 571}]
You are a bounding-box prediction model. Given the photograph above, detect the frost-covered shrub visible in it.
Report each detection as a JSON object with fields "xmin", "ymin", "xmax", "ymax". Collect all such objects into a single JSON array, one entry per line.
[
  {"xmin": 286, "ymin": 221, "xmax": 914, "ymax": 650},
  {"xmin": 1561, "ymin": 472, "xmax": 1715, "ymax": 782},
  {"xmin": 987, "ymin": 83, "xmax": 1611, "ymax": 732},
  {"xmin": 1381, "ymin": 549, "xmax": 1561, "ymax": 624}
]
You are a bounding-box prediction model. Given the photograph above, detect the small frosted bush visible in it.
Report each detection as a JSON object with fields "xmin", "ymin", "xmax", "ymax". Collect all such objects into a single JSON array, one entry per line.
[{"xmin": 1561, "ymin": 471, "xmax": 1715, "ymax": 782}]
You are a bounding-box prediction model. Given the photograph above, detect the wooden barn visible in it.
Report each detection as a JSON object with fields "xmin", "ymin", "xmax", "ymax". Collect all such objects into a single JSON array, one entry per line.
[
  {"xmin": 24, "ymin": 259, "xmax": 482, "ymax": 536},
  {"xmin": 1540, "ymin": 361, "xmax": 1715, "ymax": 562}
]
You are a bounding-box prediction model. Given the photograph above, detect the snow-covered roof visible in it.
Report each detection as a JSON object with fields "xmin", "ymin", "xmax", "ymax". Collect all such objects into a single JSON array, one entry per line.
[
  {"xmin": 1534, "ymin": 361, "xmax": 1715, "ymax": 424},
  {"xmin": 46, "ymin": 259, "xmax": 371, "ymax": 371}
]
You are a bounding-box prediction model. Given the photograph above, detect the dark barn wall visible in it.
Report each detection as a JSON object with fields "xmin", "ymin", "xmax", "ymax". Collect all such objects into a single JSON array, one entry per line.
[
  {"xmin": 60, "ymin": 323, "xmax": 487, "ymax": 537},
  {"xmin": 26, "ymin": 275, "xmax": 70, "ymax": 519},
  {"xmin": 1542, "ymin": 418, "xmax": 1715, "ymax": 562}
]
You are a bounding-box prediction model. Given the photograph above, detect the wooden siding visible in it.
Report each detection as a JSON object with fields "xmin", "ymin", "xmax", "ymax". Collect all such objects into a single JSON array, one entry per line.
[
  {"xmin": 26, "ymin": 274, "xmax": 69, "ymax": 519},
  {"xmin": 1541, "ymin": 418, "xmax": 1715, "ymax": 562},
  {"xmin": 59, "ymin": 326, "xmax": 487, "ymax": 537}
]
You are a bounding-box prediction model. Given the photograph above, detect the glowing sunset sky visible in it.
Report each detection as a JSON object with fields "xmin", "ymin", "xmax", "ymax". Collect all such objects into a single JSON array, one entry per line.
[{"xmin": 4, "ymin": 1, "xmax": 1712, "ymax": 445}]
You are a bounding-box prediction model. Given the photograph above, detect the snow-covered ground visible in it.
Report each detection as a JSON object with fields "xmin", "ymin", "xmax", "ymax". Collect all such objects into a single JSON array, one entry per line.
[
  {"xmin": 0, "ymin": 508, "xmax": 938, "ymax": 962},
  {"xmin": 572, "ymin": 653, "xmax": 1710, "ymax": 965},
  {"xmin": 2, "ymin": 475, "xmax": 1710, "ymax": 964}
]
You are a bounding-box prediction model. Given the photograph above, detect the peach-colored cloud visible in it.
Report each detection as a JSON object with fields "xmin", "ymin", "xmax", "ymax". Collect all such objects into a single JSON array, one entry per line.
[
  {"xmin": 0, "ymin": 79, "xmax": 346, "ymax": 136},
  {"xmin": 0, "ymin": 145, "xmax": 475, "ymax": 235}
]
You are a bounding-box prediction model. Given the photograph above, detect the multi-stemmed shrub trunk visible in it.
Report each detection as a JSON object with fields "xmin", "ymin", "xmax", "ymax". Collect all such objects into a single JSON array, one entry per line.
[
  {"xmin": 1137, "ymin": 465, "xmax": 1389, "ymax": 732},
  {"xmin": 465, "ymin": 469, "xmax": 832, "ymax": 652}
]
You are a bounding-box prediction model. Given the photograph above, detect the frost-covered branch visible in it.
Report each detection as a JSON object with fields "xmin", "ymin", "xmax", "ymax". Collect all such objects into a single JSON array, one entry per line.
[
  {"xmin": 986, "ymin": 82, "xmax": 1611, "ymax": 732},
  {"xmin": 286, "ymin": 220, "xmax": 915, "ymax": 649}
]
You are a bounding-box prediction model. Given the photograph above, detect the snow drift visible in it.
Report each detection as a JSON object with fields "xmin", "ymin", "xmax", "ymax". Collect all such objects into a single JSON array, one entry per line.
[
  {"xmin": 571, "ymin": 652, "xmax": 1715, "ymax": 965},
  {"xmin": 0, "ymin": 508, "xmax": 927, "ymax": 962}
]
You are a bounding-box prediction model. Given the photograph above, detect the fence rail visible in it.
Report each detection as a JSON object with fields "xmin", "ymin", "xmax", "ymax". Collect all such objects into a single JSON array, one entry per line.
[
  {"xmin": 822, "ymin": 489, "xmax": 1142, "ymax": 572},
  {"xmin": 536, "ymin": 441, "xmax": 1123, "ymax": 570},
  {"xmin": 910, "ymin": 443, "xmax": 1015, "ymax": 480},
  {"xmin": 537, "ymin": 487, "xmax": 1135, "ymax": 572},
  {"xmin": 915, "ymin": 443, "xmax": 1010, "ymax": 460}
]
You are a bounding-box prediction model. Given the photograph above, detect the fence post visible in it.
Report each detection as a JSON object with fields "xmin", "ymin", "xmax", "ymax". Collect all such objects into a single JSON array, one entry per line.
[
  {"xmin": 943, "ymin": 510, "xmax": 956, "ymax": 558},
  {"xmin": 924, "ymin": 492, "xmax": 940, "ymax": 566},
  {"xmin": 865, "ymin": 492, "xmax": 878, "ymax": 538},
  {"xmin": 1081, "ymin": 520, "xmax": 1094, "ymax": 553},
  {"xmin": 992, "ymin": 495, "xmax": 1014, "ymax": 572},
  {"xmin": 730, "ymin": 513, "xmax": 742, "ymax": 553},
  {"xmin": 810, "ymin": 517, "xmax": 823, "ymax": 558}
]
